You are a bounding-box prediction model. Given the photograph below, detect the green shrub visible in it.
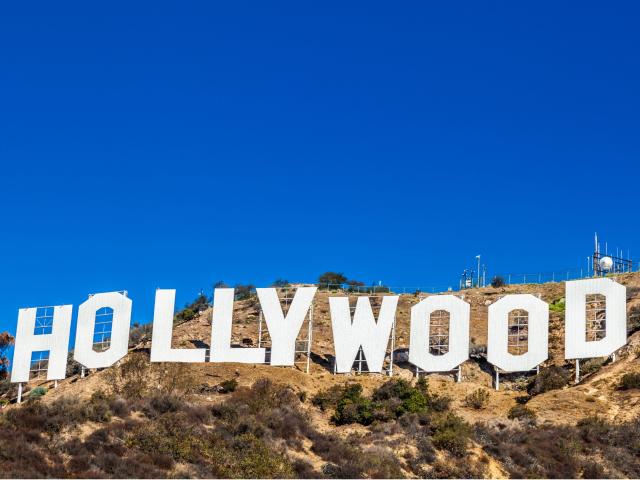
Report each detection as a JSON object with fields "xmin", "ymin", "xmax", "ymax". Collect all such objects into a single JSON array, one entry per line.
[
  {"xmin": 174, "ymin": 308, "xmax": 195, "ymax": 325},
  {"xmin": 431, "ymin": 413, "xmax": 472, "ymax": 457},
  {"xmin": 549, "ymin": 297, "xmax": 566, "ymax": 313},
  {"xmin": 28, "ymin": 386, "xmax": 48, "ymax": 400},
  {"xmin": 105, "ymin": 352, "xmax": 149, "ymax": 400},
  {"xmin": 619, "ymin": 372, "xmax": 640, "ymax": 390},
  {"xmin": 332, "ymin": 384, "xmax": 376, "ymax": 425},
  {"xmin": 312, "ymin": 385, "xmax": 346, "ymax": 411},
  {"xmin": 219, "ymin": 379, "xmax": 238, "ymax": 394},
  {"xmin": 428, "ymin": 392, "xmax": 453, "ymax": 412},
  {"xmin": 581, "ymin": 357, "xmax": 606, "ymax": 377},
  {"xmin": 491, "ymin": 276, "xmax": 505, "ymax": 288},
  {"xmin": 318, "ymin": 272, "xmax": 348, "ymax": 289},
  {"xmin": 372, "ymin": 379, "xmax": 427, "ymax": 417},
  {"xmin": 322, "ymin": 378, "xmax": 453, "ymax": 426},
  {"xmin": 508, "ymin": 404, "xmax": 537, "ymax": 421},
  {"xmin": 234, "ymin": 284, "xmax": 256, "ymax": 301},
  {"xmin": 527, "ymin": 366, "xmax": 570, "ymax": 395},
  {"xmin": 464, "ymin": 388, "xmax": 490, "ymax": 409},
  {"xmin": 86, "ymin": 391, "xmax": 113, "ymax": 422}
]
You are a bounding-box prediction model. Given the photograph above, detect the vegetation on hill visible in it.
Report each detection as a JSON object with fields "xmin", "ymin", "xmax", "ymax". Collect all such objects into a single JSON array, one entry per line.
[
  {"xmin": 3, "ymin": 272, "xmax": 640, "ymax": 477},
  {"xmin": 3, "ymin": 358, "xmax": 640, "ymax": 478}
]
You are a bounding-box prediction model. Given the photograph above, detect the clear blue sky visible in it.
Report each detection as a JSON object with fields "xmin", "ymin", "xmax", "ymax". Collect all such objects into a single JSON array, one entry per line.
[{"xmin": 1, "ymin": 2, "xmax": 639, "ymax": 335}]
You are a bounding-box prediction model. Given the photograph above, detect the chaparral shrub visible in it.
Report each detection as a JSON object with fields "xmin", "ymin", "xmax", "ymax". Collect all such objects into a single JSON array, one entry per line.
[
  {"xmin": 527, "ymin": 365, "xmax": 570, "ymax": 395},
  {"xmin": 619, "ymin": 372, "xmax": 640, "ymax": 390},
  {"xmin": 464, "ymin": 388, "xmax": 490, "ymax": 409}
]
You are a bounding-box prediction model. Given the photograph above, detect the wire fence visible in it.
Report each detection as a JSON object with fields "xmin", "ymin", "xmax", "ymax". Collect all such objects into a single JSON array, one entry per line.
[
  {"xmin": 314, "ymin": 262, "xmax": 640, "ymax": 295},
  {"xmin": 196, "ymin": 262, "xmax": 640, "ymax": 302}
]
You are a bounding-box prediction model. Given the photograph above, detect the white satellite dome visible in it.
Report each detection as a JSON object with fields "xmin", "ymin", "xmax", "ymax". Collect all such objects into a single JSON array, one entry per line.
[{"xmin": 599, "ymin": 256, "xmax": 614, "ymax": 271}]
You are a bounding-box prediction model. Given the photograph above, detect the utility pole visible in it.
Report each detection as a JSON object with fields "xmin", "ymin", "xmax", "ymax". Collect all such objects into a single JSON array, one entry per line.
[{"xmin": 476, "ymin": 255, "xmax": 481, "ymax": 288}]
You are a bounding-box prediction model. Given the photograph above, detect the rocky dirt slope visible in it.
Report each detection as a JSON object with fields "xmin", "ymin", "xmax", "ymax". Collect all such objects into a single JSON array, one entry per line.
[
  {"xmin": 34, "ymin": 273, "xmax": 640, "ymax": 420},
  {"xmin": 15, "ymin": 272, "xmax": 640, "ymax": 478}
]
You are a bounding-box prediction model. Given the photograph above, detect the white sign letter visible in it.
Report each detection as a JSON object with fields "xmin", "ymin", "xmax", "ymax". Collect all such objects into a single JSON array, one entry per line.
[
  {"xmin": 150, "ymin": 289, "xmax": 206, "ymax": 363},
  {"xmin": 329, "ymin": 296, "xmax": 398, "ymax": 373},
  {"xmin": 487, "ymin": 294, "xmax": 548, "ymax": 372},
  {"xmin": 74, "ymin": 292, "xmax": 132, "ymax": 369},
  {"xmin": 210, "ymin": 288, "xmax": 266, "ymax": 363},
  {"xmin": 257, "ymin": 287, "xmax": 316, "ymax": 366},
  {"xmin": 565, "ymin": 278, "xmax": 626, "ymax": 359},
  {"xmin": 409, "ymin": 295, "xmax": 469, "ymax": 372},
  {"xmin": 11, "ymin": 305, "xmax": 72, "ymax": 383}
]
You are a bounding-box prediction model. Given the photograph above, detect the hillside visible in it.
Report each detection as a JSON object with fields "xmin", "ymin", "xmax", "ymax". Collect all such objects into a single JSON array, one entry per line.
[{"xmin": 4, "ymin": 273, "xmax": 640, "ymax": 478}]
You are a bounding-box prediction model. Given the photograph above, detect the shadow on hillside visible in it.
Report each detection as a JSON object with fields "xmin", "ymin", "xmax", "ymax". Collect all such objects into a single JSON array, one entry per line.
[{"xmin": 310, "ymin": 352, "xmax": 335, "ymax": 373}]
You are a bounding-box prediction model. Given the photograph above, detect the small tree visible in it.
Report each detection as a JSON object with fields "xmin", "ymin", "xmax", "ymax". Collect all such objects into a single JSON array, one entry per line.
[
  {"xmin": 235, "ymin": 284, "xmax": 256, "ymax": 300},
  {"xmin": 272, "ymin": 279, "xmax": 290, "ymax": 288},
  {"xmin": 318, "ymin": 272, "xmax": 348, "ymax": 289},
  {"xmin": 527, "ymin": 366, "xmax": 570, "ymax": 395},
  {"xmin": 464, "ymin": 388, "xmax": 490, "ymax": 409},
  {"xmin": 491, "ymin": 276, "xmax": 506, "ymax": 288},
  {"xmin": 0, "ymin": 332, "xmax": 15, "ymax": 380},
  {"xmin": 619, "ymin": 372, "xmax": 640, "ymax": 390},
  {"xmin": 507, "ymin": 404, "xmax": 537, "ymax": 422}
]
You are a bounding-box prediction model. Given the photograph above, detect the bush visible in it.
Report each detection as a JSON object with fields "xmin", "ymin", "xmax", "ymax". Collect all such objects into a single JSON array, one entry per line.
[
  {"xmin": 86, "ymin": 391, "xmax": 113, "ymax": 422},
  {"xmin": 234, "ymin": 284, "xmax": 256, "ymax": 301},
  {"xmin": 28, "ymin": 386, "xmax": 48, "ymax": 400},
  {"xmin": 372, "ymin": 379, "xmax": 428, "ymax": 417},
  {"xmin": 318, "ymin": 272, "xmax": 348, "ymax": 289},
  {"xmin": 312, "ymin": 385, "xmax": 347, "ymax": 411},
  {"xmin": 581, "ymin": 357, "xmax": 606, "ymax": 377},
  {"xmin": 620, "ymin": 372, "xmax": 640, "ymax": 390},
  {"xmin": 105, "ymin": 352, "xmax": 150, "ymax": 400},
  {"xmin": 477, "ymin": 417, "xmax": 640, "ymax": 479},
  {"xmin": 332, "ymin": 384, "xmax": 376, "ymax": 426},
  {"xmin": 219, "ymin": 379, "xmax": 238, "ymax": 394},
  {"xmin": 174, "ymin": 293, "xmax": 210, "ymax": 325},
  {"xmin": 319, "ymin": 379, "xmax": 453, "ymax": 426},
  {"xmin": 464, "ymin": 388, "xmax": 490, "ymax": 409},
  {"xmin": 508, "ymin": 404, "xmax": 537, "ymax": 421},
  {"xmin": 527, "ymin": 365, "xmax": 570, "ymax": 395},
  {"xmin": 129, "ymin": 322, "xmax": 152, "ymax": 348},
  {"xmin": 549, "ymin": 297, "xmax": 566, "ymax": 313},
  {"xmin": 491, "ymin": 276, "xmax": 506, "ymax": 288},
  {"xmin": 431, "ymin": 413, "xmax": 472, "ymax": 457},
  {"xmin": 174, "ymin": 308, "xmax": 195, "ymax": 325},
  {"xmin": 428, "ymin": 392, "xmax": 453, "ymax": 412}
]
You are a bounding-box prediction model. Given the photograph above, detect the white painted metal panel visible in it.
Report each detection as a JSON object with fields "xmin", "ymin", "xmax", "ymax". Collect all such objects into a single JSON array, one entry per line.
[
  {"xmin": 409, "ymin": 295, "xmax": 470, "ymax": 372},
  {"xmin": 74, "ymin": 292, "xmax": 132, "ymax": 369},
  {"xmin": 565, "ymin": 278, "xmax": 626, "ymax": 359},
  {"xmin": 256, "ymin": 287, "xmax": 316, "ymax": 366},
  {"xmin": 329, "ymin": 296, "xmax": 398, "ymax": 373},
  {"xmin": 150, "ymin": 289, "xmax": 206, "ymax": 363},
  {"xmin": 11, "ymin": 305, "xmax": 72, "ymax": 383},
  {"xmin": 209, "ymin": 288, "xmax": 266, "ymax": 363},
  {"xmin": 487, "ymin": 294, "xmax": 548, "ymax": 372}
]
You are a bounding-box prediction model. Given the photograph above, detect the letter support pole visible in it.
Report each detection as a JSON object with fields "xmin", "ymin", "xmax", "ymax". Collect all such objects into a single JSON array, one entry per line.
[
  {"xmin": 575, "ymin": 359, "xmax": 580, "ymax": 384},
  {"xmin": 495, "ymin": 369, "xmax": 500, "ymax": 391},
  {"xmin": 388, "ymin": 319, "xmax": 396, "ymax": 377},
  {"xmin": 17, "ymin": 383, "xmax": 22, "ymax": 404}
]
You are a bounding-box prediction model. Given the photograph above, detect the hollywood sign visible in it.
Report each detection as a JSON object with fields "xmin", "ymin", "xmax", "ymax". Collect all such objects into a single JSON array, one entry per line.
[{"xmin": 10, "ymin": 278, "xmax": 627, "ymax": 383}]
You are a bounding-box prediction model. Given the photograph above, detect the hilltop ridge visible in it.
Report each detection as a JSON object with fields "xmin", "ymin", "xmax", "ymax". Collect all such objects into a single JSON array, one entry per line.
[{"xmin": 6, "ymin": 273, "xmax": 640, "ymax": 478}]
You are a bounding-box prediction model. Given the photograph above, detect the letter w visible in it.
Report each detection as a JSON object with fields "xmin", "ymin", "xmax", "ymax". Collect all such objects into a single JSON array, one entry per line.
[{"xmin": 329, "ymin": 296, "xmax": 398, "ymax": 373}]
